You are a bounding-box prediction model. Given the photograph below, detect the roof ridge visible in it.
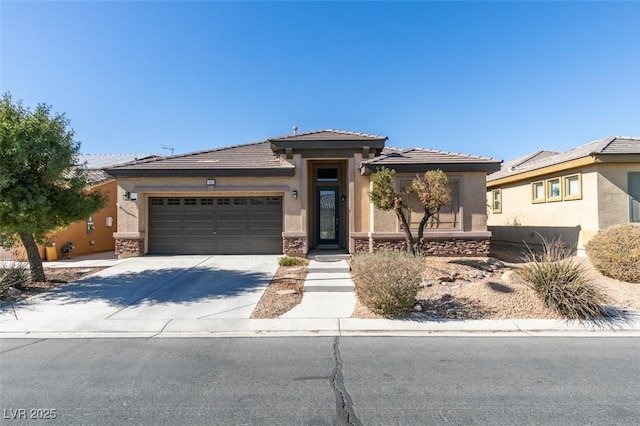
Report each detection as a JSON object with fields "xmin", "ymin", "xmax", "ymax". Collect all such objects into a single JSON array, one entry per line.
[{"xmin": 269, "ymin": 129, "xmax": 387, "ymax": 141}]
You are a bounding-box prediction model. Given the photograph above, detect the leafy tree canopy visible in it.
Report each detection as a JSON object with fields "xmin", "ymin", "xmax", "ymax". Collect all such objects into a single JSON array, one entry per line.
[
  {"xmin": 0, "ymin": 93, "xmax": 107, "ymax": 281},
  {"xmin": 369, "ymin": 167, "xmax": 451, "ymax": 255}
]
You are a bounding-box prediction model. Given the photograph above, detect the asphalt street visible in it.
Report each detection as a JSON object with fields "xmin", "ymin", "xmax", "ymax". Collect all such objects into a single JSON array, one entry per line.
[{"xmin": 1, "ymin": 337, "xmax": 639, "ymax": 425}]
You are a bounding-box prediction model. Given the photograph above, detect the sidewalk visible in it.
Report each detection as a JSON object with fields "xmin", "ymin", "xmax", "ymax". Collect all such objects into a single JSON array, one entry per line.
[{"xmin": 2, "ymin": 315, "xmax": 640, "ymax": 339}]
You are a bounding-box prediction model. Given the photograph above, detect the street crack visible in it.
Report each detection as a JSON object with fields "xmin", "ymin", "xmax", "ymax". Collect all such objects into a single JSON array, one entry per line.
[{"xmin": 331, "ymin": 336, "xmax": 362, "ymax": 426}]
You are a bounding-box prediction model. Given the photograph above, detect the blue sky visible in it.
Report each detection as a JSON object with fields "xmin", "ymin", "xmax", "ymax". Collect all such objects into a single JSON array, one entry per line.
[{"xmin": 1, "ymin": 1, "xmax": 639, "ymax": 161}]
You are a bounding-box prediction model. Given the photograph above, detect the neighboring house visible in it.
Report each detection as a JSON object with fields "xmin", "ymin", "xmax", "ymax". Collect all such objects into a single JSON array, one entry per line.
[
  {"xmin": 3, "ymin": 154, "xmax": 161, "ymax": 261},
  {"xmin": 105, "ymin": 129, "xmax": 501, "ymax": 259},
  {"xmin": 486, "ymin": 136, "xmax": 640, "ymax": 254}
]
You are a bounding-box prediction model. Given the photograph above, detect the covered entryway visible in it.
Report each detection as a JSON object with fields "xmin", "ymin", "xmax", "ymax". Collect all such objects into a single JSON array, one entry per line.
[{"xmin": 148, "ymin": 196, "xmax": 282, "ymax": 254}]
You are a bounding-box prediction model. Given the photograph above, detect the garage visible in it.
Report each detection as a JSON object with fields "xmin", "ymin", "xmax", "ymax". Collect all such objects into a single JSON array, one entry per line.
[{"xmin": 148, "ymin": 196, "xmax": 283, "ymax": 255}]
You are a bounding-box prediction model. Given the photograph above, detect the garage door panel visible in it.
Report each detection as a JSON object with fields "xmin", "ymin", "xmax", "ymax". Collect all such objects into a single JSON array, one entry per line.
[{"xmin": 149, "ymin": 197, "xmax": 282, "ymax": 255}]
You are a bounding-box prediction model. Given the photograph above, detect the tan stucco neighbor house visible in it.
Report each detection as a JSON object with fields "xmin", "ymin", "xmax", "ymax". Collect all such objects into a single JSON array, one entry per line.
[
  {"xmin": 486, "ymin": 136, "xmax": 640, "ymax": 254},
  {"xmin": 104, "ymin": 130, "xmax": 501, "ymax": 259}
]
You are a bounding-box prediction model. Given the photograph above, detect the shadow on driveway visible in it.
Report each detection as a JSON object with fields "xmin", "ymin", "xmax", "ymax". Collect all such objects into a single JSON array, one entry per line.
[{"xmin": 40, "ymin": 266, "xmax": 273, "ymax": 308}]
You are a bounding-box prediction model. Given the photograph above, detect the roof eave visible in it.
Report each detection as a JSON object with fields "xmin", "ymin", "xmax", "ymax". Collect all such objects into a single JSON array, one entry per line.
[
  {"xmin": 105, "ymin": 167, "xmax": 296, "ymax": 178},
  {"xmin": 360, "ymin": 162, "xmax": 502, "ymax": 175}
]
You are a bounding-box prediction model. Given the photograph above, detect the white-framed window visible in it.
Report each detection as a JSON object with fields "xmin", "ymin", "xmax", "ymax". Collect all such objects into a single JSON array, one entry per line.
[
  {"xmin": 563, "ymin": 174, "xmax": 582, "ymax": 200},
  {"xmin": 491, "ymin": 189, "xmax": 502, "ymax": 214},
  {"xmin": 546, "ymin": 178, "xmax": 562, "ymax": 202},
  {"xmin": 532, "ymin": 181, "xmax": 545, "ymax": 203}
]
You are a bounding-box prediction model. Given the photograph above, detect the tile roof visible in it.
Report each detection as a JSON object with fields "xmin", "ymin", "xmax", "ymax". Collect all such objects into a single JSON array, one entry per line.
[
  {"xmin": 364, "ymin": 147, "xmax": 501, "ymax": 165},
  {"xmin": 77, "ymin": 154, "xmax": 161, "ymax": 169},
  {"xmin": 488, "ymin": 136, "xmax": 640, "ymax": 182},
  {"xmin": 76, "ymin": 154, "xmax": 162, "ymax": 185},
  {"xmin": 268, "ymin": 129, "xmax": 387, "ymax": 142},
  {"xmin": 105, "ymin": 141, "xmax": 295, "ymax": 176},
  {"xmin": 361, "ymin": 147, "xmax": 501, "ymax": 173}
]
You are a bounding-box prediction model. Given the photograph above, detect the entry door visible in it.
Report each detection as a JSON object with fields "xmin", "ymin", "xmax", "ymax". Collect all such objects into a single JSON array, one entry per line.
[{"xmin": 317, "ymin": 187, "xmax": 339, "ymax": 245}]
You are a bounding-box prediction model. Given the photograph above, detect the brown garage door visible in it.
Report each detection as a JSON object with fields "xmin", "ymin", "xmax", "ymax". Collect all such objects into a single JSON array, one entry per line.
[{"xmin": 148, "ymin": 197, "xmax": 282, "ymax": 255}]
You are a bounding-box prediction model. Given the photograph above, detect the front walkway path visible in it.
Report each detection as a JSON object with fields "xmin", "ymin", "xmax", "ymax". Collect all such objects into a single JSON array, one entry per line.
[{"xmin": 281, "ymin": 260, "xmax": 356, "ymax": 318}]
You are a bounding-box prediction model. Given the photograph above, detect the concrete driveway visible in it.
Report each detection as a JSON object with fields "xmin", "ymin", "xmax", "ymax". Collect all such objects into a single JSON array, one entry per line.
[{"xmin": 0, "ymin": 255, "xmax": 279, "ymax": 322}]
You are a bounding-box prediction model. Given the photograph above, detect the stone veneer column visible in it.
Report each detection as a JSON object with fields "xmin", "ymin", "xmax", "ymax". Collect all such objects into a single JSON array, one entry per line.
[
  {"xmin": 282, "ymin": 236, "xmax": 306, "ymax": 257},
  {"xmin": 114, "ymin": 233, "xmax": 145, "ymax": 259}
]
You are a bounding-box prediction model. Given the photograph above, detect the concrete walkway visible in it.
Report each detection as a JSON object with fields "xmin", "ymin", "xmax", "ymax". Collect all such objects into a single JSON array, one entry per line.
[{"xmin": 281, "ymin": 259, "xmax": 356, "ymax": 318}]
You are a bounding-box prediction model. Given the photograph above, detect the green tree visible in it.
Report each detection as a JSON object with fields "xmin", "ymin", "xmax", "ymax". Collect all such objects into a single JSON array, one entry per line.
[
  {"xmin": 369, "ymin": 167, "xmax": 451, "ymax": 255},
  {"xmin": 0, "ymin": 93, "xmax": 106, "ymax": 281},
  {"xmin": 369, "ymin": 167, "xmax": 415, "ymax": 254},
  {"xmin": 411, "ymin": 169, "xmax": 451, "ymax": 252}
]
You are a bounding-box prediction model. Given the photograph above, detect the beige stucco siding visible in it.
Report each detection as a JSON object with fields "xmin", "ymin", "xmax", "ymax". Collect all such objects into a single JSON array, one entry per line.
[
  {"xmin": 597, "ymin": 162, "xmax": 640, "ymax": 229},
  {"xmin": 352, "ymin": 153, "xmax": 371, "ymax": 233},
  {"xmin": 463, "ymin": 172, "xmax": 491, "ymax": 232},
  {"xmin": 371, "ymin": 171, "xmax": 489, "ymax": 234},
  {"xmin": 487, "ymin": 166, "xmax": 599, "ymax": 230}
]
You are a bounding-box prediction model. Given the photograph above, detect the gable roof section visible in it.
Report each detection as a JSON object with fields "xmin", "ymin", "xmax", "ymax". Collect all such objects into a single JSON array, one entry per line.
[
  {"xmin": 105, "ymin": 141, "xmax": 295, "ymax": 177},
  {"xmin": 269, "ymin": 129, "xmax": 387, "ymax": 156},
  {"xmin": 360, "ymin": 147, "xmax": 501, "ymax": 174},
  {"xmin": 488, "ymin": 136, "xmax": 640, "ymax": 184}
]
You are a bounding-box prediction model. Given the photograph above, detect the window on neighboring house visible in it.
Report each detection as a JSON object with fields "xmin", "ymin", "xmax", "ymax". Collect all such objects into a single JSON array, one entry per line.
[
  {"xmin": 532, "ymin": 181, "xmax": 545, "ymax": 203},
  {"xmin": 546, "ymin": 178, "xmax": 561, "ymax": 201},
  {"xmin": 491, "ymin": 189, "xmax": 502, "ymax": 214},
  {"xmin": 400, "ymin": 177, "xmax": 461, "ymax": 230},
  {"xmin": 563, "ymin": 174, "xmax": 582, "ymax": 200}
]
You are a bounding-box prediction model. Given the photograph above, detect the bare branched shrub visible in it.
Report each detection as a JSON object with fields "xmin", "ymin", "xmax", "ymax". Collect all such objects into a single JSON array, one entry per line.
[
  {"xmin": 521, "ymin": 237, "xmax": 610, "ymax": 320},
  {"xmin": 351, "ymin": 251, "xmax": 424, "ymax": 317},
  {"xmin": 586, "ymin": 223, "xmax": 640, "ymax": 283}
]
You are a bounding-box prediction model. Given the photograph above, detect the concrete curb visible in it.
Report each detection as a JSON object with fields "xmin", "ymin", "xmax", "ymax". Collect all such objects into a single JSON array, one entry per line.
[{"xmin": 2, "ymin": 317, "xmax": 640, "ymax": 338}]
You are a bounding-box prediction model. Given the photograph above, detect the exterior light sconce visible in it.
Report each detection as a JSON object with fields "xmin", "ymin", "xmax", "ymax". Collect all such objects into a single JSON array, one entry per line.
[
  {"xmin": 291, "ymin": 190, "xmax": 298, "ymax": 200},
  {"xmin": 341, "ymin": 195, "xmax": 346, "ymax": 202},
  {"xmin": 123, "ymin": 191, "xmax": 138, "ymax": 201}
]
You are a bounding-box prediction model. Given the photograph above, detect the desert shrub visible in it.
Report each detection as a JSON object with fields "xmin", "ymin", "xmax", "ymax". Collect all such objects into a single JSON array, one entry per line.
[
  {"xmin": 585, "ymin": 223, "xmax": 640, "ymax": 283},
  {"xmin": 351, "ymin": 250, "xmax": 424, "ymax": 317},
  {"xmin": 0, "ymin": 260, "xmax": 30, "ymax": 292},
  {"xmin": 278, "ymin": 256, "xmax": 306, "ymax": 267},
  {"xmin": 520, "ymin": 237, "xmax": 609, "ymax": 320}
]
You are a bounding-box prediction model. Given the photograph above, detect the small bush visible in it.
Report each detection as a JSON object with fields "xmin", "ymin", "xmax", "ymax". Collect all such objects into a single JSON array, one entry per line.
[
  {"xmin": 0, "ymin": 261, "xmax": 30, "ymax": 293},
  {"xmin": 520, "ymin": 237, "xmax": 609, "ymax": 320},
  {"xmin": 278, "ymin": 256, "xmax": 306, "ymax": 267},
  {"xmin": 585, "ymin": 223, "xmax": 640, "ymax": 283},
  {"xmin": 351, "ymin": 250, "xmax": 424, "ymax": 317}
]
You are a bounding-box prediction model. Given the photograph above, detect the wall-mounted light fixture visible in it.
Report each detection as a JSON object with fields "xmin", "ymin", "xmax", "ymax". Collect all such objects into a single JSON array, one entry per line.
[
  {"xmin": 291, "ymin": 190, "xmax": 298, "ymax": 200},
  {"xmin": 341, "ymin": 195, "xmax": 346, "ymax": 202},
  {"xmin": 206, "ymin": 178, "xmax": 216, "ymax": 186},
  {"xmin": 123, "ymin": 191, "xmax": 138, "ymax": 201}
]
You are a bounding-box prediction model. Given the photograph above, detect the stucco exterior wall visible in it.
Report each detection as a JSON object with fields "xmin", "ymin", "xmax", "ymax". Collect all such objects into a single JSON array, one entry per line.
[
  {"xmin": 370, "ymin": 171, "xmax": 489, "ymax": 234},
  {"xmin": 597, "ymin": 162, "xmax": 640, "ymax": 230},
  {"xmin": 487, "ymin": 165, "xmax": 600, "ymax": 251}
]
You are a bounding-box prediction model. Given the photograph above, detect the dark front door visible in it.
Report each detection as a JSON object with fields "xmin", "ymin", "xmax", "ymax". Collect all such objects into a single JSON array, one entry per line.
[{"xmin": 317, "ymin": 187, "xmax": 339, "ymax": 245}]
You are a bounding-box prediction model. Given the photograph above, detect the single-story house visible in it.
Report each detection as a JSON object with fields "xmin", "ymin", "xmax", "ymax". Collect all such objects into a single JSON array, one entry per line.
[
  {"xmin": 105, "ymin": 129, "xmax": 501, "ymax": 258},
  {"xmin": 486, "ymin": 136, "xmax": 640, "ymax": 254}
]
